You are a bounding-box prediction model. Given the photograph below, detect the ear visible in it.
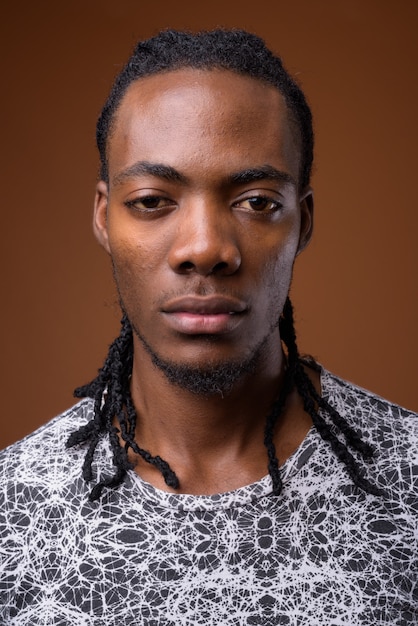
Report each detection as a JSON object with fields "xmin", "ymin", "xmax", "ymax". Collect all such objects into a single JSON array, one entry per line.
[
  {"xmin": 296, "ymin": 187, "xmax": 314, "ymax": 255},
  {"xmin": 93, "ymin": 180, "xmax": 111, "ymax": 254}
]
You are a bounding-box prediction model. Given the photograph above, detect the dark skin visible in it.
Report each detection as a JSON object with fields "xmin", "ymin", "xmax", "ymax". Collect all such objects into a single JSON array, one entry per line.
[{"xmin": 93, "ymin": 68, "xmax": 318, "ymax": 495}]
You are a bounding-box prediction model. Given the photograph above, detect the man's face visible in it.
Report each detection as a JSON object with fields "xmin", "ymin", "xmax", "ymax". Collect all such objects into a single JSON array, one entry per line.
[{"xmin": 94, "ymin": 68, "xmax": 313, "ymax": 391}]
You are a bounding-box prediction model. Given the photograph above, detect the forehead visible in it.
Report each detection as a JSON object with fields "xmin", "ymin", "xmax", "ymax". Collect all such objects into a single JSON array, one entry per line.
[{"xmin": 108, "ymin": 68, "xmax": 301, "ymax": 184}]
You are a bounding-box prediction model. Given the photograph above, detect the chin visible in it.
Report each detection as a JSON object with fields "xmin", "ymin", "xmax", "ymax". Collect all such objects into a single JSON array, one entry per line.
[
  {"xmin": 154, "ymin": 358, "xmax": 258, "ymax": 396},
  {"xmin": 136, "ymin": 329, "xmax": 266, "ymax": 396}
]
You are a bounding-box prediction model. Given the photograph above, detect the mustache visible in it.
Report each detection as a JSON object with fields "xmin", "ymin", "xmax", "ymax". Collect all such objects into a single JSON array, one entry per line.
[{"xmin": 153, "ymin": 284, "xmax": 251, "ymax": 309}]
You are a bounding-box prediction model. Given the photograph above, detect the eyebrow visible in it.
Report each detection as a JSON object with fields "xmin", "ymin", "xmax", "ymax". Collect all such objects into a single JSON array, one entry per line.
[
  {"xmin": 112, "ymin": 161, "xmax": 296, "ymax": 188},
  {"xmin": 229, "ymin": 165, "xmax": 296, "ymax": 188},
  {"xmin": 112, "ymin": 161, "xmax": 188, "ymax": 187}
]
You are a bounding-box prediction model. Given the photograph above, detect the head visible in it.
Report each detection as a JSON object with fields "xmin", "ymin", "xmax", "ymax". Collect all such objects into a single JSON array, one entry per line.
[{"xmin": 93, "ymin": 29, "xmax": 314, "ymax": 394}]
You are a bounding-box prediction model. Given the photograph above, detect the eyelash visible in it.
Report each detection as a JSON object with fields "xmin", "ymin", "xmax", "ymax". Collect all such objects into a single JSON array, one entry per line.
[
  {"xmin": 234, "ymin": 195, "xmax": 283, "ymax": 213},
  {"xmin": 124, "ymin": 193, "xmax": 283, "ymax": 214},
  {"xmin": 124, "ymin": 196, "xmax": 174, "ymax": 212}
]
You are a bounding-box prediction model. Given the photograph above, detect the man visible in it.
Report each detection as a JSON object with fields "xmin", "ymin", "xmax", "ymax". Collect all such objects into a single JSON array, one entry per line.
[{"xmin": 0, "ymin": 29, "xmax": 417, "ymax": 625}]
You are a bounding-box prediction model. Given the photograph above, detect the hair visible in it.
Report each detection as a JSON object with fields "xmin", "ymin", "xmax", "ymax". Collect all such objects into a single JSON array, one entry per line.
[
  {"xmin": 96, "ymin": 28, "xmax": 314, "ymax": 190},
  {"xmin": 67, "ymin": 29, "xmax": 380, "ymax": 500}
]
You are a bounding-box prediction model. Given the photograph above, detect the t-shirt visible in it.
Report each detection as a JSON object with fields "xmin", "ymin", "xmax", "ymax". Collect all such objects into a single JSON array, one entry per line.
[{"xmin": 0, "ymin": 370, "xmax": 417, "ymax": 625}]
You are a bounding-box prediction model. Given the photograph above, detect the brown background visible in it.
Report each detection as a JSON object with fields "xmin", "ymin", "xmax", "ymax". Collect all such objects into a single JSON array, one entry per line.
[{"xmin": 1, "ymin": 0, "xmax": 417, "ymax": 449}]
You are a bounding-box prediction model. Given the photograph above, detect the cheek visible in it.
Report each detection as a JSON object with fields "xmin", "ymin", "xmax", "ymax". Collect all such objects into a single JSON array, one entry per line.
[
  {"xmin": 108, "ymin": 235, "xmax": 155, "ymax": 299},
  {"xmin": 250, "ymin": 235, "xmax": 299, "ymax": 308},
  {"xmin": 108, "ymin": 216, "xmax": 165, "ymax": 267},
  {"xmin": 249, "ymin": 224, "xmax": 300, "ymax": 279}
]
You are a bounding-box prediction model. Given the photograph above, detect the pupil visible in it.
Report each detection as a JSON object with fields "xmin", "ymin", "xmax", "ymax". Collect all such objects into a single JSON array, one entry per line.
[
  {"xmin": 250, "ymin": 197, "xmax": 266, "ymax": 210},
  {"xmin": 143, "ymin": 196, "xmax": 159, "ymax": 208}
]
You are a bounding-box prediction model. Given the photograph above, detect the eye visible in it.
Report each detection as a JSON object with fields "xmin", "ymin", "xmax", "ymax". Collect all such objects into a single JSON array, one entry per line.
[
  {"xmin": 124, "ymin": 195, "xmax": 175, "ymax": 212},
  {"xmin": 235, "ymin": 195, "xmax": 283, "ymax": 213}
]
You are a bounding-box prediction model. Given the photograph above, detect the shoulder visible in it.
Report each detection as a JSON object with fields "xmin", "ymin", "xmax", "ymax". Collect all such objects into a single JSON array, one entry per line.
[
  {"xmin": 321, "ymin": 368, "xmax": 418, "ymax": 437},
  {"xmin": 0, "ymin": 399, "xmax": 105, "ymax": 614},
  {"xmin": 0, "ymin": 398, "xmax": 95, "ymax": 497},
  {"xmin": 0, "ymin": 398, "xmax": 96, "ymax": 543},
  {"xmin": 320, "ymin": 368, "xmax": 418, "ymax": 495}
]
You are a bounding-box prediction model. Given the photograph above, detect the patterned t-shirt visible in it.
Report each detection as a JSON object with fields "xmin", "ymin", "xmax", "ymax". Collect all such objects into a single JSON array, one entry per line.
[{"xmin": 0, "ymin": 370, "xmax": 417, "ymax": 625}]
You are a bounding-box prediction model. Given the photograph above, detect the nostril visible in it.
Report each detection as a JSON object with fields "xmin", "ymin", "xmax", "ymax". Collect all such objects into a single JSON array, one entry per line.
[
  {"xmin": 213, "ymin": 261, "xmax": 228, "ymax": 273},
  {"xmin": 177, "ymin": 259, "xmax": 231, "ymax": 275},
  {"xmin": 179, "ymin": 261, "xmax": 195, "ymax": 272}
]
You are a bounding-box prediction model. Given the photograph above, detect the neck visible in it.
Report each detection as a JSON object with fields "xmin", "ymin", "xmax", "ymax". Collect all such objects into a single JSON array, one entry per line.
[
  {"xmin": 133, "ymin": 355, "xmax": 284, "ymax": 448},
  {"xmin": 123, "ymin": 333, "xmax": 314, "ymax": 495}
]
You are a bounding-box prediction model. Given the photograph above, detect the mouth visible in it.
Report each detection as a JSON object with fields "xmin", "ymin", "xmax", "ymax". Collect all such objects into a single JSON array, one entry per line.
[{"xmin": 161, "ymin": 295, "xmax": 247, "ymax": 335}]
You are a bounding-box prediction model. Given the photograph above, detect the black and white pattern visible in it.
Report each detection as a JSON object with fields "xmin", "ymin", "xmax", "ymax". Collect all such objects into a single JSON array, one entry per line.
[{"xmin": 0, "ymin": 370, "xmax": 417, "ymax": 625}]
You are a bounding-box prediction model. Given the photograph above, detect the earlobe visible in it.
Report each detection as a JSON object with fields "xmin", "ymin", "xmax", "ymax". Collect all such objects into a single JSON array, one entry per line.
[
  {"xmin": 297, "ymin": 188, "xmax": 314, "ymax": 255},
  {"xmin": 93, "ymin": 181, "xmax": 111, "ymax": 254}
]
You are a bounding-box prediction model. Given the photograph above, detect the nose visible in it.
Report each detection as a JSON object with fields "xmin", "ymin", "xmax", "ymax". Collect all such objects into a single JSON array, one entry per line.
[{"xmin": 168, "ymin": 201, "xmax": 241, "ymax": 276}]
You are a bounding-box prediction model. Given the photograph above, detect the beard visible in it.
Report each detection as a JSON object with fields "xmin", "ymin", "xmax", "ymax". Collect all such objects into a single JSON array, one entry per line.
[{"xmin": 131, "ymin": 324, "xmax": 270, "ymax": 396}]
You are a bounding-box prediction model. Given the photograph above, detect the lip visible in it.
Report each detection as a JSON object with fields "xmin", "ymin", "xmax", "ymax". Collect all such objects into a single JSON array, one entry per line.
[
  {"xmin": 161, "ymin": 295, "xmax": 247, "ymax": 334},
  {"xmin": 162, "ymin": 295, "xmax": 247, "ymax": 315}
]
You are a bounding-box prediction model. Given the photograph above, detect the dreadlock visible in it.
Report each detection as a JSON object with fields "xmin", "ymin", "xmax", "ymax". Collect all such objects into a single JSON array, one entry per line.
[
  {"xmin": 265, "ymin": 299, "xmax": 381, "ymax": 497},
  {"xmin": 67, "ymin": 298, "xmax": 380, "ymax": 501},
  {"xmin": 67, "ymin": 314, "xmax": 178, "ymax": 501}
]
